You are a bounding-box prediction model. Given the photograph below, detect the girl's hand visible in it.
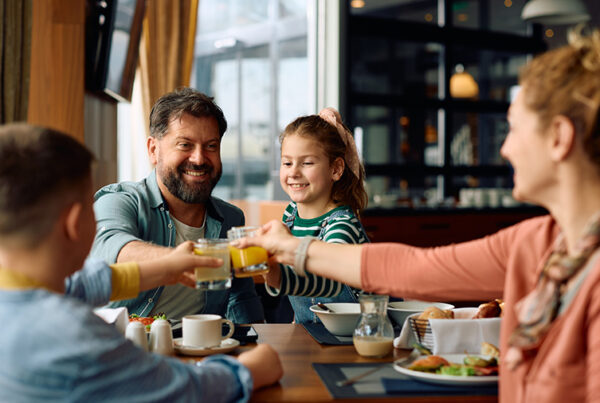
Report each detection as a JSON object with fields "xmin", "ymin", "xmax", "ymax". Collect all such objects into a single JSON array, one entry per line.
[{"xmin": 264, "ymin": 260, "xmax": 282, "ymax": 289}]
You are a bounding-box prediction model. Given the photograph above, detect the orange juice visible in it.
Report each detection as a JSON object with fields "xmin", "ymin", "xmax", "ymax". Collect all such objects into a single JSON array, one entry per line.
[{"xmin": 228, "ymin": 245, "xmax": 269, "ymax": 277}]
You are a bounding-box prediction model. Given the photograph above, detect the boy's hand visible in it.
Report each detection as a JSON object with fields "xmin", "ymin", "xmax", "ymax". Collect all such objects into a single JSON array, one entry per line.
[
  {"xmin": 237, "ymin": 344, "xmax": 283, "ymax": 390},
  {"xmin": 163, "ymin": 241, "xmax": 222, "ymax": 287},
  {"xmin": 138, "ymin": 241, "xmax": 222, "ymax": 291}
]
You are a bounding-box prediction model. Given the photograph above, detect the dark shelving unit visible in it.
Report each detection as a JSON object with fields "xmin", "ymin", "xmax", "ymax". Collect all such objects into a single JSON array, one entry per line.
[{"xmin": 343, "ymin": 0, "xmax": 547, "ymax": 203}]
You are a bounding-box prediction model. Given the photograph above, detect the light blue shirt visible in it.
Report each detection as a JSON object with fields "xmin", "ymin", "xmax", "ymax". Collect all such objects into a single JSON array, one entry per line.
[
  {"xmin": 0, "ymin": 259, "xmax": 253, "ymax": 402},
  {"xmin": 90, "ymin": 170, "xmax": 264, "ymax": 323}
]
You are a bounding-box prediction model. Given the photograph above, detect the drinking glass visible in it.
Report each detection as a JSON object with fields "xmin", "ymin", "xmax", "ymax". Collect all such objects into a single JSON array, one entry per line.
[
  {"xmin": 226, "ymin": 226, "xmax": 269, "ymax": 277},
  {"xmin": 193, "ymin": 239, "xmax": 232, "ymax": 290}
]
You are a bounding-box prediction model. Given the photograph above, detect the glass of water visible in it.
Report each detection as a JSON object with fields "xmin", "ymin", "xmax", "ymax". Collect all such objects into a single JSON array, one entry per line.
[{"xmin": 193, "ymin": 239, "xmax": 232, "ymax": 290}]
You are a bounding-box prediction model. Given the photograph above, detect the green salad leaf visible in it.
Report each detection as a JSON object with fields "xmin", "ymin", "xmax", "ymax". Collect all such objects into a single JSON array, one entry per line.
[{"xmin": 438, "ymin": 365, "xmax": 477, "ymax": 376}]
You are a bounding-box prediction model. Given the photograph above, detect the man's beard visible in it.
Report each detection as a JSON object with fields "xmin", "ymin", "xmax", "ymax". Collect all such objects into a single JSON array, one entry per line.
[{"xmin": 159, "ymin": 162, "xmax": 222, "ymax": 204}]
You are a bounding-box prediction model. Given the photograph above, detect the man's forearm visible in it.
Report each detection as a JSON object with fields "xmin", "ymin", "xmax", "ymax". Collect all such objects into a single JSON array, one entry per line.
[{"xmin": 117, "ymin": 240, "xmax": 172, "ymax": 263}]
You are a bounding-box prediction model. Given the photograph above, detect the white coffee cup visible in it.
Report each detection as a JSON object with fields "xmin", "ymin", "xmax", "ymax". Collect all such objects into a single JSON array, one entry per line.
[
  {"xmin": 149, "ymin": 319, "xmax": 174, "ymax": 355},
  {"xmin": 182, "ymin": 314, "xmax": 234, "ymax": 348},
  {"xmin": 125, "ymin": 321, "xmax": 149, "ymax": 351}
]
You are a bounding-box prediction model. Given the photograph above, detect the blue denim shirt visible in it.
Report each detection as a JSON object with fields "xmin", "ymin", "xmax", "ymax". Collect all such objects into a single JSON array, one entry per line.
[
  {"xmin": 90, "ymin": 170, "xmax": 264, "ymax": 323},
  {"xmin": 0, "ymin": 259, "xmax": 252, "ymax": 402}
]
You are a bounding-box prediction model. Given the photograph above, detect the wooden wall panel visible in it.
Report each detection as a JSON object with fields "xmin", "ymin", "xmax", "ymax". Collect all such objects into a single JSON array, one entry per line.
[{"xmin": 27, "ymin": 0, "xmax": 84, "ymax": 142}]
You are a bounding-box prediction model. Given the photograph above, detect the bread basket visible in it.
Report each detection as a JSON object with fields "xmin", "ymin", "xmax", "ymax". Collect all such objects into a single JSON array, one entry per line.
[{"xmin": 406, "ymin": 308, "xmax": 501, "ymax": 354}]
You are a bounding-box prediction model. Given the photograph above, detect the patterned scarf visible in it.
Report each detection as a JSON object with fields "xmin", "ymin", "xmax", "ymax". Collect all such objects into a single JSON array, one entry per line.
[{"xmin": 506, "ymin": 212, "xmax": 600, "ymax": 369}]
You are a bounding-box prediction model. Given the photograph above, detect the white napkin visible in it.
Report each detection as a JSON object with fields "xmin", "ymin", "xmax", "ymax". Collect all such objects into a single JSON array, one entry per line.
[
  {"xmin": 394, "ymin": 318, "xmax": 416, "ymax": 349},
  {"xmin": 394, "ymin": 308, "xmax": 501, "ymax": 354},
  {"xmin": 94, "ymin": 307, "xmax": 129, "ymax": 335}
]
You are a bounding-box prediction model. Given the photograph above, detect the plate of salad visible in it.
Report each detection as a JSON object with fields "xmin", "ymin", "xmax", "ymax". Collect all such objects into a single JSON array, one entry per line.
[
  {"xmin": 393, "ymin": 353, "xmax": 499, "ymax": 386},
  {"xmin": 129, "ymin": 313, "xmax": 168, "ymax": 332}
]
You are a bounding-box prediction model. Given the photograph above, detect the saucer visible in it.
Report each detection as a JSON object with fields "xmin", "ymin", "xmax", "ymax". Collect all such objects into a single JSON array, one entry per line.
[{"xmin": 173, "ymin": 338, "xmax": 240, "ymax": 356}]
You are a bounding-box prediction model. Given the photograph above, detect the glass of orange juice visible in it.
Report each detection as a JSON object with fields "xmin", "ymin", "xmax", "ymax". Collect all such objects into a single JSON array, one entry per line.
[
  {"xmin": 226, "ymin": 226, "xmax": 269, "ymax": 278},
  {"xmin": 193, "ymin": 239, "xmax": 232, "ymax": 290}
]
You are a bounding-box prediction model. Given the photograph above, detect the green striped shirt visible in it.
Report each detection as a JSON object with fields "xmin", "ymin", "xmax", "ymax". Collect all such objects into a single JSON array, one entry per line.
[{"xmin": 265, "ymin": 202, "xmax": 368, "ymax": 298}]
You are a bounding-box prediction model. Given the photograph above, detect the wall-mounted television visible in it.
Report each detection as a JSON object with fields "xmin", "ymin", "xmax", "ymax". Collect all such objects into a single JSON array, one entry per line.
[{"xmin": 85, "ymin": 0, "xmax": 145, "ymax": 102}]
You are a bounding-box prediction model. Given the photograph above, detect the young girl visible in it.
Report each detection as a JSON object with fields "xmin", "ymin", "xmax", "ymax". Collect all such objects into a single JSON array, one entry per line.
[{"xmin": 264, "ymin": 107, "xmax": 370, "ymax": 324}]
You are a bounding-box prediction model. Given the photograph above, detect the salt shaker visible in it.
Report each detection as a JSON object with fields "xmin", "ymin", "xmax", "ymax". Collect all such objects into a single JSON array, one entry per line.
[
  {"xmin": 125, "ymin": 321, "xmax": 149, "ymax": 351},
  {"xmin": 149, "ymin": 319, "xmax": 174, "ymax": 355}
]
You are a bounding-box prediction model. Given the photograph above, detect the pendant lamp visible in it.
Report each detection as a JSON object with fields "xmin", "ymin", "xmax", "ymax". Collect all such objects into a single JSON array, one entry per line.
[
  {"xmin": 450, "ymin": 65, "xmax": 479, "ymax": 99},
  {"xmin": 521, "ymin": 0, "xmax": 590, "ymax": 25}
]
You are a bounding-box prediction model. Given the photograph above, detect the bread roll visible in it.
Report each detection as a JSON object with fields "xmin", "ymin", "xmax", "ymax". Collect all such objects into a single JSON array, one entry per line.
[
  {"xmin": 418, "ymin": 306, "xmax": 454, "ymax": 320},
  {"xmin": 473, "ymin": 300, "xmax": 502, "ymax": 318},
  {"xmin": 481, "ymin": 342, "xmax": 500, "ymax": 358},
  {"xmin": 415, "ymin": 306, "xmax": 453, "ymax": 338}
]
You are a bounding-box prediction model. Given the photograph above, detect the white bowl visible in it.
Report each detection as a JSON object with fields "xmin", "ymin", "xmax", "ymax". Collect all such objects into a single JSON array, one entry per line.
[
  {"xmin": 309, "ymin": 303, "xmax": 361, "ymax": 336},
  {"xmin": 387, "ymin": 300, "xmax": 455, "ymax": 328}
]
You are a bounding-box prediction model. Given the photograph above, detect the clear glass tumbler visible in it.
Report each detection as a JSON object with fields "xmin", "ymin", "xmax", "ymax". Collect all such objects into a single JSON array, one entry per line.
[
  {"xmin": 226, "ymin": 226, "xmax": 269, "ymax": 277},
  {"xmin": 193, "ymin": 239, "xmax": 232, "ymax": 290}
]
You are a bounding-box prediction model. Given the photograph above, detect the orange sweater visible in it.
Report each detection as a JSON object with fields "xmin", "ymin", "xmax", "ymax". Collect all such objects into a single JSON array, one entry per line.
[{"xmin": 361, "ymin": 215, "xmax": 600, "ymax": 403}]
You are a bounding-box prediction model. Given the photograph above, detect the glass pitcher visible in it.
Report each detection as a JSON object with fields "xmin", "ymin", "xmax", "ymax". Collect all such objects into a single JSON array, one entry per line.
[{"xmin": 353, "ymin": 293, "xmax": 395, "ymax": 357}]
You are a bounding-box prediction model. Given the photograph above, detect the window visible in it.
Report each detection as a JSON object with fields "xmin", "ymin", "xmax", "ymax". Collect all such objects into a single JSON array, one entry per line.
[{"xmin": 191, "ymin": 0, "xmax": 312, "ymax": 201}]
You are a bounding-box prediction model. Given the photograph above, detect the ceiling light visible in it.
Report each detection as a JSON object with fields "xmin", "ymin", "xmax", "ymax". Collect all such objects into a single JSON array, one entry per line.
[{"xmin": 521, "ymin": 0, "xmax": 590, "ymax": 25}]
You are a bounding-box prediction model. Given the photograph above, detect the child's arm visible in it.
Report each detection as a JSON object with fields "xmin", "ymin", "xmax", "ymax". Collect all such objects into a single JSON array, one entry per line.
[
  {"xmin": 264, "ymin": 262, "xmax": 344, "ymax": 298},
  {"xmin": 66, "ymin": 242, "xmax": 221, "ymax": 305},
  {"xmin": 264, "ymin": 216, "xmax": 367, "ymax": 298}
]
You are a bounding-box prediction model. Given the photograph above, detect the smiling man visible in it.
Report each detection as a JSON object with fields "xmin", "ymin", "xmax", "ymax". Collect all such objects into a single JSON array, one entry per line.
[{"xmin": 91, "ymin": 87, "xmax": 264, "ymax": 323}]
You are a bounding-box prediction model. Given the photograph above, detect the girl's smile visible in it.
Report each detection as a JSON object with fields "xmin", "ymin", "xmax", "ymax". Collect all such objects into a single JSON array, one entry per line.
[{"xmin": 280, "ymin": 134, "xmax": 342, "ymax": 218}]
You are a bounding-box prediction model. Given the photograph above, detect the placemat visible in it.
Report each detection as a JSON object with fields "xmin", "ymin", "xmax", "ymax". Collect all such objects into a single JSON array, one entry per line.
[
  {"xmin": 303, "ymin": 323, "xmax": 402, "ymax": 345},
  {"xmin": 312, "ymin": 363, "xmax": 498, "ymax": 399},
  {"xmin": 302, "ymin": 323, "xmax": 354, "ymax": 345},
  {"xmin": 312, "ymin": 362, "xmax": 396, "ymax": 398}
]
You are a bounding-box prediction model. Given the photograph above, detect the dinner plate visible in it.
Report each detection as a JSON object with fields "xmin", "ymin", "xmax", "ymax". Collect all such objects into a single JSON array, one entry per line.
[
  {"xmin": 173, "ymin": 338, "xmax": 240, "ymax": 356},
  {"xmin": 393, "ymin": 354, "xmax": 499, "ymax": 386}
]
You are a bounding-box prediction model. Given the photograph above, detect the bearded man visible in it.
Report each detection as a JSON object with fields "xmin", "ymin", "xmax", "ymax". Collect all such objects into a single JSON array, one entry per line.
[{"xmin": 91, "ymin": 88, "xmax": 264, "ymax": 323}]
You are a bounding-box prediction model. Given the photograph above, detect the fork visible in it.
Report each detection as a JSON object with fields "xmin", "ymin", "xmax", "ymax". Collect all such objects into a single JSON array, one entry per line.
[{"xmin": 336, "ymin": 363, "xmax": 391, "ymax": 387}]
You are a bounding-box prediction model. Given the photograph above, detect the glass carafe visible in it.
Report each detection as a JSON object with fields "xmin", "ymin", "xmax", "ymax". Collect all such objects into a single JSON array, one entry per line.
[{"xmin": 353, "ymin": 293, "xmax": 395, "ymax": 357}]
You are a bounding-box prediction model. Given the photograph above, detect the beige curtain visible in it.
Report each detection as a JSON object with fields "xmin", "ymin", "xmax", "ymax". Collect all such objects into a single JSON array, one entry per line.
[
  {"xmin": 138, "ymin": 0, "xmax": 199, "ymax": 132},
  {"xmin": 0, "ymin": 0, "xmax": 32, "ymax": 123}
]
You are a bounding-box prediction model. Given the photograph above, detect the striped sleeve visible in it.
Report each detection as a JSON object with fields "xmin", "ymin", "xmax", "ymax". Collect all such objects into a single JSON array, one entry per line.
[{"xmin": 273, "ymin": 213, "xmax": 367, "ymax": 297}]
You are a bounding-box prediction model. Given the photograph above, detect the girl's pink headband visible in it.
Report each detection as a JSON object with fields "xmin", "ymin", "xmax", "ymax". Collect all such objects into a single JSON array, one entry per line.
[{"xmin": 318, "ymin": 107, "xmax": 361, "ymax": 179}]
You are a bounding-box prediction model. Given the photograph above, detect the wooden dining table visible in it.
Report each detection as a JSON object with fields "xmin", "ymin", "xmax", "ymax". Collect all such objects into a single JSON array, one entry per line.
[{"xmin": 181, "ymin": 323, "xmax": 499, "ymax": 403}]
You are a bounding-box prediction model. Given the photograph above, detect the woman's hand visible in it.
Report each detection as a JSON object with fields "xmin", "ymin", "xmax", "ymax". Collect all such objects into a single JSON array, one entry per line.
[{"xmin": 232, "ymin": 220, "xmax": 300, "ymax": 267}]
